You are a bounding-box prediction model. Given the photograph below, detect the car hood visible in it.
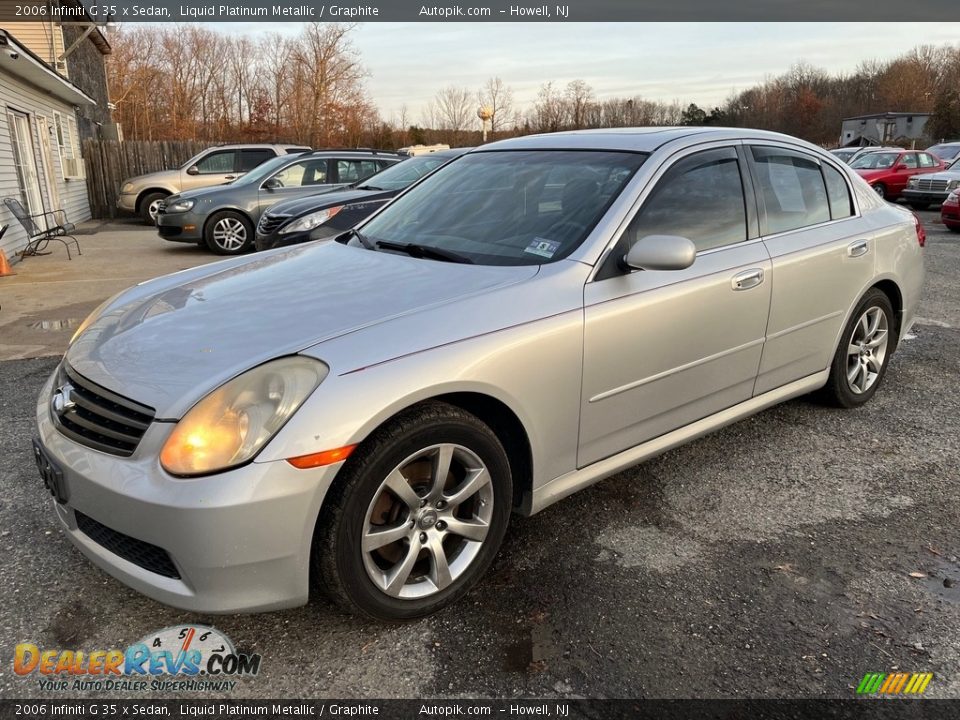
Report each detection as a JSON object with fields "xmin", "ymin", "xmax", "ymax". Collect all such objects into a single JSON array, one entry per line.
[
  {"xmin": 124, "ymin": 168, "xmax": 179, "ymax": 187},
  {"xmin": 910, "ymin": 169, "xmax": 960, "ymax": 181},
  {"xmin": 67, "ymin": 242, "xmax": 538, "ymax": 419},
  {"xmin": 265, "ymin": 188, "xmax": 393, "ymax": 219},
  {"xmin": 167, "ymin": 183, "xmax": 238, "ymax": 203}
]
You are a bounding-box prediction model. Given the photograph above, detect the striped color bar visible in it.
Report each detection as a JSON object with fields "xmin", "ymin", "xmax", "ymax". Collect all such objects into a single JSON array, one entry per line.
[{"xmin": 856, "ymin": 672, "xmax": 933, "ymax": 695}]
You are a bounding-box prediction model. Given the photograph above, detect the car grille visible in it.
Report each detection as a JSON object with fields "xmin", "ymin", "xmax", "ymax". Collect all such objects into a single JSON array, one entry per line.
[
  {"xmin": 258, "ymin": 212, "xmax": 288, "ymax": 236},
  {"xmin": 53, "ymin": 365, "xmax": 155, "ymax": 457},
  {"xmin": 915, "ymin": 178, "xmax": 949, "ymax": 192},
  {"xmin": 75, "ymin": 511, "xmax": 180, "ymax": 579}
]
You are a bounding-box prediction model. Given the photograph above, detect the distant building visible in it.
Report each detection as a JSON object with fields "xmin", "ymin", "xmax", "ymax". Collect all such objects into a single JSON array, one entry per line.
[{"xmin": 840, "ymin": 112, "xmax": 931, "ymax": 148}]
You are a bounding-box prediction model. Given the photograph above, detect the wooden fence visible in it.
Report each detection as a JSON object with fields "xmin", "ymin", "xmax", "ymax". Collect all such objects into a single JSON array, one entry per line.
[{"xmin": 82, "ymin": 140, "xmax": 209, "ymax": 219}]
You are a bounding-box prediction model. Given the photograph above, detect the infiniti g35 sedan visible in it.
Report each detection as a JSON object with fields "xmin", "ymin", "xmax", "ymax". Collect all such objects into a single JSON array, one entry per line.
[{"xmin": 35, "ymin": 128, "xmax": 924, "ymax": 619}]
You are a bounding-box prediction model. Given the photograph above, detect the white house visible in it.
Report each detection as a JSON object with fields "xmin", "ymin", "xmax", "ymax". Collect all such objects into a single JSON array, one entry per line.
[{"xmin": 0, "ymin": 27, "xmax": 95, "ymax": 263}]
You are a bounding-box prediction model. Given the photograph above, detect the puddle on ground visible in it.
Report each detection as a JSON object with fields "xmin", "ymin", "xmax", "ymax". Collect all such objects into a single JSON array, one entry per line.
[
  {"xmin": 922, "ymin": 561, "xmax": 960, "ymax": 604},
  {"xmin": 504, "ymin": 620, "xmax": 560, "ymax": 673},
  {"xmin": 28, "ymin": 318, "xmax": 80, "ymax": 331}
]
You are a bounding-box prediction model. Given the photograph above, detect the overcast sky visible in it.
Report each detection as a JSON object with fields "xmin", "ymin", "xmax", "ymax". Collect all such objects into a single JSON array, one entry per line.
[{"xmin": 222, "ymin": 22, "xmax": 960, "ymax": 122}]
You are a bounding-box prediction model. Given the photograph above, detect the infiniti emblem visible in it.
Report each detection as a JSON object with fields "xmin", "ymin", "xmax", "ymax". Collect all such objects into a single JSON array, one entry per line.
[{"xmin": 52, "ymin": 383, "xmax": 76, "ymax": 416}]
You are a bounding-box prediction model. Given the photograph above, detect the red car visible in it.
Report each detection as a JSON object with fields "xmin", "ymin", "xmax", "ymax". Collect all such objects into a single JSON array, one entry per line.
[
  {"xmin": 850, "ymin": 149, "xmax": 945, "ymax": 200},
  {"xmin": 942, "ymin": 190, "xmax": 960, "ymax": 232}
]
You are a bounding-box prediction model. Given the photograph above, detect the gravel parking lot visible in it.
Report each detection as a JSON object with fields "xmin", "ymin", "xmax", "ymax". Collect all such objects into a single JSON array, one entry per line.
[{"xmin": 1, "ymin": 210, "xmax": 958, "ymax": 700}]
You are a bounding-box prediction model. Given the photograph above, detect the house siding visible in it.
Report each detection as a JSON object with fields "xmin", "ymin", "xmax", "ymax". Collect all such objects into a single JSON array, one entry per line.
[
  {"xmin": 8, "ymin": 22, "xmax": 67, "ymax": 74},
  {"xmin": 0, "ymin": 73, "xmax": 91, "ymax": 262}
]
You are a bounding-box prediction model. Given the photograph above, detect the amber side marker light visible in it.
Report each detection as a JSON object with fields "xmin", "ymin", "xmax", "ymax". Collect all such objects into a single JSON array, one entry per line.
[{"xmin": 286, "ymin": 445, "xmax": 357, "ymax": 469}]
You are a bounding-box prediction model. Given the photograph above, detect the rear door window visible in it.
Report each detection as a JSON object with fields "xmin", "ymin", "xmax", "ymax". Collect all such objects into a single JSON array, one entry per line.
[
  {"xmin": 822, "ymin": 163, "xmax": 854, "ymax": 220},
  {"xmin": 918, "ymin": 153, "xmax": 936, "ymax": 168},
  {"xmin": 239, "ymin": 149, "xmax": 276, "ymax": 172},
  {"xmin": 751, "ymin": 146, "xmax": 831, "ymax": 235}
]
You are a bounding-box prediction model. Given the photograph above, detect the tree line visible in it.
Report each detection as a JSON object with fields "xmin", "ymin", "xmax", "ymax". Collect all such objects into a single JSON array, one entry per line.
[{"xmin": 107, "ymin": 25, "xmax": 960, "ymax": 149}]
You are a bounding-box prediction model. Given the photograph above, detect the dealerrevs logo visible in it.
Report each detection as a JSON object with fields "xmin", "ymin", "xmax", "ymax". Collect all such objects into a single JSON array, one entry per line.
[{"xmin": 13, "ymin": 625, "xmax": 261, "ymax": 693}]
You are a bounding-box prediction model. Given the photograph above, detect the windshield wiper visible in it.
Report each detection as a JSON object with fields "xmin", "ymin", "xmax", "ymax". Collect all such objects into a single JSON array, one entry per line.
[
  {"xmin": 357, "ymin": 185, "xmax": 383, "ymax": 191},
  {"xmin": 375, "ymin": 240, "xmax": 473, "ymax": 264},
  {"xmin": 341, "ymin": 228, "xmax": 377, "ymax": 250}
]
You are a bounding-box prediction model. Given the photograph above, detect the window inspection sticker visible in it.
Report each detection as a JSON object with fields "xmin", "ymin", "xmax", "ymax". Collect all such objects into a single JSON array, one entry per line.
[{"xmin": 524, "ymin": 237, "xmax": 561, "ymax": 258}]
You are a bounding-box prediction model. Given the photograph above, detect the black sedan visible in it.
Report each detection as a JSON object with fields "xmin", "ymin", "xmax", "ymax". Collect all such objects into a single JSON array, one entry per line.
[{"xmin": 254, "ymin": 148, "xmax": 467, "ymax": 251}]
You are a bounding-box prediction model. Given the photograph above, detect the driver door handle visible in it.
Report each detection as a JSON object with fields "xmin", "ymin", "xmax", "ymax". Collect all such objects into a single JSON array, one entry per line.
[
  {"xmin": 224, "ymin": 175, "xmax": 236, "ymax": 180},
  {"xmin": 732, "ymin": 268, "xmax": 764, "ymax": 291}
]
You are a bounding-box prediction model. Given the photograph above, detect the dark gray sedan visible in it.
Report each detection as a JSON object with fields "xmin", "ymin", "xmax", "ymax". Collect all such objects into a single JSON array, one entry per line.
[{"xmin": 156, "ymin": 150, "xmax": 401, "ymax": 254}]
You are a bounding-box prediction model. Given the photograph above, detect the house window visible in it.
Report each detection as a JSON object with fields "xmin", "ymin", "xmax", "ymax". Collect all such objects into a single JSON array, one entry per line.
[{"xmin": 53, "ymin": 111, "xmax": 84, "ymax": 179}]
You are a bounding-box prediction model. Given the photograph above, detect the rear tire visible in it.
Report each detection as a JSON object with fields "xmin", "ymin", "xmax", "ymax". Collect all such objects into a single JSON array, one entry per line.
[
  {"xmin": 312, "ymin": 401, "xmax": 512, "ymax": 620},
  {"xmin": 818, "ymin": 288, "xmax": 895, "ymax": 408},
  {"xmin": 204, "ymin": 211, "xmax": 253, "ymax": 255},
  {"xmin": 948, "ymin": 225, "xmax": 960, "ymax": 233},
  {"xmin": 139, "ymin": 192, "xmax": 167, "ymax": 225}
]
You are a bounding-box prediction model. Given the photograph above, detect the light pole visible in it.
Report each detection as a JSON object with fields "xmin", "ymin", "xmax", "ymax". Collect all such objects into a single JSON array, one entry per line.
[{"xmin": 477, "ymin": 106, "xmax": 493, "ymax": 143}]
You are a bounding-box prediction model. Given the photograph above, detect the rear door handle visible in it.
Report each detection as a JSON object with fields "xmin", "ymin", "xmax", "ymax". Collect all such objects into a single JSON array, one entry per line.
[
  {"xmin": 224, "ymin": 175, "xmax": 236, "ymax": 180},
  {"xmin": 732, "ymin": 268, "xmax": 764, "ymax": 291},
  {"xmin": 848, "ymin": 239, "xmax": 869, "ymax": 257}
]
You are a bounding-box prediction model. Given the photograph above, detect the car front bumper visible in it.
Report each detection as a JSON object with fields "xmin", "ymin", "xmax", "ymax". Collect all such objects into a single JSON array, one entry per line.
[
  {"xmin": 156, "ymin": 211, "xmax": 205, "ymax": 242},
  {"xmin": 117, "ymin": 193, "xmax": 138, "ymax": 213},
  {"xmin": 35, "ymin": 371, "xmax": 341, "ymax": 613},
  {"xmin": 901, "ymin": 189, "xmax": 951, "ymax": 205}
]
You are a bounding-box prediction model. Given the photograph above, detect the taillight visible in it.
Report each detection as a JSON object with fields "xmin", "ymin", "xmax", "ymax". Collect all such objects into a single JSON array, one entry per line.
[{"xmin": 913, "ymin": 213, "xmax": 926, "ymax": 248}]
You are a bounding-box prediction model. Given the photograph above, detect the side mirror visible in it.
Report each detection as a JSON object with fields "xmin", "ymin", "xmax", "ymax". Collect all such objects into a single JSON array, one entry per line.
[
  {"xmin": 623, "ymin": 235, "xmax": 696, "ymax": 272},
  {"xmin": 262, "ymin": 178, "xmax": 282, "ymax": 190},
  {"xmin": 186, "ymin": 165, "xmax": 199, "ymax": 176}
]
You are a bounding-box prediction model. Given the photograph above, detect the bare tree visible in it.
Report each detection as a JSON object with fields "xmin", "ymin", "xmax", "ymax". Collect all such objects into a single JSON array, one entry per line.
[
  {"xmin": 565, "ymin": 79, "xmax": 594, "ymax": 129},
  {"xmin": 477, "ymin": 77, "xmax": 514, "ymax": 136},
  {"xmin": 433, "ymin": 85, "xmax": 474, "ymax": 145}
]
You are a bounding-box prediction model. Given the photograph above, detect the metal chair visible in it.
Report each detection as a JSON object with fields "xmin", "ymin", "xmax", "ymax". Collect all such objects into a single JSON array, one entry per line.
[{"xmin": 3, "ymin": 197, "xmax": 82, "ymax": 260}]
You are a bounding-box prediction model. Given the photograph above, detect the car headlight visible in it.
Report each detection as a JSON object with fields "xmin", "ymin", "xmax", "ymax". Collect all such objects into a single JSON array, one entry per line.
[
  {"xmin": 160, "ymin": 357, "xmax": 327, "ymax": 476},
  {"xmin": 948, "ymin": 180, "xmax": 960, "ymax": 191},
  {"xmin": 165, "ymin": 199, "xmax": 196, "ymax": 213},
  {"xmin": 280, "ymin": 206, "xmax": 344, "ymax": 234},
  {"xmin": 121, "ymin": 183, "xmax": 135, "ymax": 194},
  {"xmin": 907, "ymin": 178, "xmax": 918, "ymax": 188}
]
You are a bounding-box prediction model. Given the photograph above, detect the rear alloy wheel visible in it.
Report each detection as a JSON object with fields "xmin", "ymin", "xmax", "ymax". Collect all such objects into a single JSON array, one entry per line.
[
  {"xmin": 872, "ymin": 184, "xmax": 887, "ymax": 199},
  {"xmin": 205, "ymin": 211, "xmax": 253, "ymax": 255},
  {"xmin": 819, "ymin": 288, "xmax": 894, "ymax": 408},
  {"xmin": 140, "ymin": 192, "xmax": 167, "ymax": 225},
  {"xmin": 313, "ymin": 402, "xmax": 512, "ymax": 619}
]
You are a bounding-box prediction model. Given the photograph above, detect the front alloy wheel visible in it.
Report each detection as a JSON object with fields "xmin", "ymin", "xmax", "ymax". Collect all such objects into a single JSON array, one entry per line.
[
  {"xmin": 313, "ymin": 401, "xmax": 512, "ymax": 619},
  {"xmin": 205, "ymin": 211, "xmax": 253, "ymax": 255}
]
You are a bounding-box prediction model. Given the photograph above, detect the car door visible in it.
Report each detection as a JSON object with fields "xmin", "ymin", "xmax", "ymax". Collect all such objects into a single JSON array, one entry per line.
[
  {"xmin": 257, "ymin": 158, "xmax": 334, "ymax": 216},
  {"xmin": 180, "ymin": 149, "xmax": 239, "ymax": 192},
  {"xmin": 748, "ymin": 144, "xmax": 876, "ymax": 395},
  {"xmin": 578, "ymin": 145, "xmax": 772, "ymax": 467},
  {"xmin": 890, "ymin": 152, "xmax": 919, "ymax": 195}
]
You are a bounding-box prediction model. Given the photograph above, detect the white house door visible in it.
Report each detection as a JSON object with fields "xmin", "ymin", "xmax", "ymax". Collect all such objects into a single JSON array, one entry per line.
[
  {"xmin": 7, "ymin": 110, "xmax": 46, "ymax": 228},
  {"xmin": 36, "ymin": 116, "xmax": 62, "ymax": 213}
]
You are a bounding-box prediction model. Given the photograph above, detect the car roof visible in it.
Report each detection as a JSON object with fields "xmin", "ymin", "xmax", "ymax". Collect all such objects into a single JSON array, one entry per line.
[{"xmin": 475, "ymin": 127, "xmax": 831, "ymax": 154}]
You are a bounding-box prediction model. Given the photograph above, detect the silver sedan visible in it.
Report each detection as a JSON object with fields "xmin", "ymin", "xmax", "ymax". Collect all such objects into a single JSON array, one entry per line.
[{"xmin": 35, "ymin": 128, "xmax": 924, "ymax": 619}]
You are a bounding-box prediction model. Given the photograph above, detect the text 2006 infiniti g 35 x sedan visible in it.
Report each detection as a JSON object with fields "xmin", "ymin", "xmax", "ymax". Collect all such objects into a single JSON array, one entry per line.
[{"xmin": 36, "ymin": 128, "xmax": 924, "ymax": 619}]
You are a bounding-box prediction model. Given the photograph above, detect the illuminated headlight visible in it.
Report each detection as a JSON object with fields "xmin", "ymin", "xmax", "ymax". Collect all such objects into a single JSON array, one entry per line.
[
  {"xmin": 166, "ymin": 199, "xmax": 196, "ymax": 213},
  {"xmin": 947, "ymin": 180, "xmax": 960, "ymax": 191},
  {"xmin": 280, "ymin": 206, "xmax": 344, "ymax": 234},
  {"xmin": 160, "ymin": 357, "xmax": 327, "ymax": 476},
  {"xmin": 121, "ymin": 183, "xmax": 135, "ymax": 193}
]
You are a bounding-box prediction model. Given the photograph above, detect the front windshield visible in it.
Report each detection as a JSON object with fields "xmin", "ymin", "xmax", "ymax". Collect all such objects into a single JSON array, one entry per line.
[
  {"xmin": 850, "ymin": 152, "xmax": 899, "ymax": 170},
  {"xmin": 357, "ymin": 154, "xmax": 453, "ymax": 191},
  {"xmin": 357, "ymin": 150, "xmax": 646, "ymax": 266},
  {"xmin": 232, "ymin": 154, "xmax": 304, "ymax": 186}
]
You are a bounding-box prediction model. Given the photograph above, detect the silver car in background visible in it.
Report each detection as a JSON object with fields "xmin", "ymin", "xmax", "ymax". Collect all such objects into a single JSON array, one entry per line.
[{"xmin": 35, "ymin": 128, "xmax": 924, "ymax": 619}]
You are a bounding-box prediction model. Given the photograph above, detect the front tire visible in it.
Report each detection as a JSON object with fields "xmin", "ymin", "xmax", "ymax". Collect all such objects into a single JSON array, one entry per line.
[
  {"xmin": 313, "ymin": 401, "xmax": 513, "ymax": 619},
  {"xmin": 819, "ymin": 288, "xmax": 895, "ymax": 408},
  {"xmin": 205, "ymin": 211, "xmax": 253, "ymax": 255},
  {"xmin": 140, "ymin": 192, "xmax": 167, "ymax": 225}
]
